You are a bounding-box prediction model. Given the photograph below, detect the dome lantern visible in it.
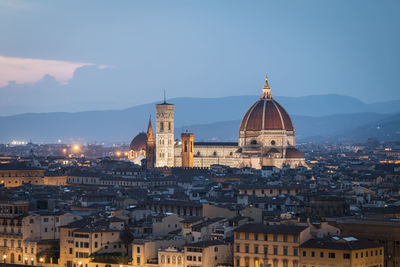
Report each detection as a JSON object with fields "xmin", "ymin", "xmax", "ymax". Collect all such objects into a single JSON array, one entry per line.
[{"xmin": 261, "ymin": 74, "xmax": 272, "ymax": 99}]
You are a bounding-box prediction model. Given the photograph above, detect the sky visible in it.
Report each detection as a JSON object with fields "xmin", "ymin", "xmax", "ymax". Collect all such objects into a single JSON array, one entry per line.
[{"xmin": 0, "ymin": 0, "xmax": 399, "ymax": 116}]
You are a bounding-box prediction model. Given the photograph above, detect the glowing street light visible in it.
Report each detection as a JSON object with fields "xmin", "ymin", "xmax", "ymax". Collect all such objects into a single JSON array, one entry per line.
[
  {"xmin": 116, "ymin": 151, "xmax": 121, "ymax": 157},
  {"xmin": 73, "ymin": 145, "xmax": 80, "ymax": 151}
]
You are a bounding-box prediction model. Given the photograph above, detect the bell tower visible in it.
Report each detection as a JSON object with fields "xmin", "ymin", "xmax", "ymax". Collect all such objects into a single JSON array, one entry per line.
[
  {"xmin": 181, "ymin": 132, "xmax": 194, "ymax": 168},
  {"xmin": 155, "ymin": 98, "xmax": 175, "ymax": 167},
  {"xmin": 145, "ymin": 117, "xmax": 155, "ymax": 169}
]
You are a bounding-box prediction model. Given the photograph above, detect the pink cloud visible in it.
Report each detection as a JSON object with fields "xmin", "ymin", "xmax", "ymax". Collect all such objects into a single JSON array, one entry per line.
[{"xmin": 0, "ymin": 56, "xmax": 96, "ymax": 87}]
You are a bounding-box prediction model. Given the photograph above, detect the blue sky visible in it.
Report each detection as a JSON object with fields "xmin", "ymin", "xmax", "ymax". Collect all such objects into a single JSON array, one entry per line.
[{"xmin": 0, "ymin": 0, "xmax": 399, "ymax": 115}]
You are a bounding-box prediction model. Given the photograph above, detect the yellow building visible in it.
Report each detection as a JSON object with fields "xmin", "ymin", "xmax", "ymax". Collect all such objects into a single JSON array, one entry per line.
[
  {"xmin": 184, "ymin": 240, "xmax": 232, "ymax": 267},
  {"xmin": 59, "ymin": 219, "xmax": 124, "ymax": 267},
  {"xmin": 300, "ymin": 237, "xmax": 384, "ymax": 267},
  {"xmin": 234, "ymin": 223, "xmax": 311, "ymax": 267},
  {"xmin": 0, "ymin": 165, "xmax": 44, "ymax": 187}
]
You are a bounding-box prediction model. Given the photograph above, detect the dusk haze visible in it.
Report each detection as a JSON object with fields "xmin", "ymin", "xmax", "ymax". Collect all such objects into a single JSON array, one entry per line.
[{"xmin": 0, "ymin": 1, "xmax": 399, "ymax": 267}]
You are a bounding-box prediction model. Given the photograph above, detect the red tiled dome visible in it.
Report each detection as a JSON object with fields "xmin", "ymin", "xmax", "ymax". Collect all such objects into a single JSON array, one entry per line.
[
  {"xmin": 240, "ymin": 98, "xmax": 294, "ymax": 132},
  {"xmin": 129, "ymin": 132, "xmax": 147, "ymax": 151},
  {"xmin": 285, "ymin": 147, "xmax": 304, "ymax": 158}
]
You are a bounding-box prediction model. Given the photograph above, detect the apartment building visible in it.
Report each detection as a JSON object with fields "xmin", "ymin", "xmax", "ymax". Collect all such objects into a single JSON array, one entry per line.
[
  {"xmin": 300, "ymin": 237, "xmax": 384, "ymax": 267},
  {"xmin": 234, "ymin": 223, "xmax": 311, "ymax": 267}
]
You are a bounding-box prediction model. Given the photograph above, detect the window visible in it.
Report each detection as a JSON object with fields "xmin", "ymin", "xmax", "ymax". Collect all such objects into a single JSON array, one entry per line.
[
  {"xmin": 198, "ymin": 256, "xmax": 201, "ymax": 262},
  {"xmin": 273, "ymin": 246, "xmax": 278, "ymax": 255},
  {"xmin": 69, "ymin": 248, "xmax": 72, "ymax": 254},
  {"xmin": 245, "ymin": 233, "xmax": 249, "ymax": 240},
  {"xmin": 94, "ymin": 242, "xmax": 98, "ymax": 248},
  {"xmin": 236, "ymin": 257, "xmax": 240, "ymax": 267},
  {"xmin": 160, "ymin": 122, "xmax": 164, "ymax": 131},
  {"xmin": 273, "ymin": 235, "xmax": 278, "ymax": 242},
  {"xmin": 214, "ymin": 247, "xmax": 218, "ymax": 252},
  {"xmin": 255, "ymin": 234, "xmax": 258, "ymax": 240},
  {"xmin": 254, "ymin": 245, "xmax": 258, "ymax": 254},
  {"xmin": 236, "ymin": 245, "xmax": 240, "ymax": 252},
  {"xmin": 343, "ymin": 253, "xmax": 350, "ymax": 259},
  {"xmin": 264, "ymin": 235, "xmax": 268, "ymax": 241},
  {"xmin": 283, "ymin": 246, "xmax": 288, "ymax": 256},
  {"xmin": 293, "ymin": 235, "xmax": 298, "ymax": 243},
  {"xmin": 43, "ymin": 218, "xmax": 49, "ymax": 222},
  {"xmin": 283, "ymin": 235, "xmax": 288, "ymax": 242},
  {"xmin": 245, "ymin": 244, "xmax": 249, "ymax": 253},
  {"xmin": 236, "ymin": 233, "xmax": 240, "ymax": 239},
  {"xmin": 329, "ymin": 253, "xmax": 335, "ymax": 258},
  {"xmin": 311, "ymin": 251, "xmax": 315, "ymax": 257},
  {"xmin": 302, "ymin": 251, "xmax": 306, "ymax": 257},
  {"xmin": 355, "ymin": 253, "xmax": 358, "ymax": 258},
  {"xmin": 320, "ymin": 252, "xmax": 324, "ymax": 258},
  {"xmin": 136, "ymin": 257, "xmax": 140, "ymax": 264},
  {"xmin": 293, "ymin": 247, "xmax": 298, "ymax": 256},
  {"xmin": 137, "ymin": 247, "xmax": 140, "ymax": 253}
]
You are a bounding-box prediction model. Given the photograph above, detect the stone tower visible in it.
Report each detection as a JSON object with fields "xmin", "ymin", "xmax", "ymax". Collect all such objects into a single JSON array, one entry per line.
[
  {"xmin": 145, "ymin": 117, "xmax": 155, "ymax": 169},
  {"xmin": 181, "ymin": 132, "xmax": 194, "ymax": 168},
  {"xmin": 155, "ymin": 100, "xmax": 175, "ymax": 167}
]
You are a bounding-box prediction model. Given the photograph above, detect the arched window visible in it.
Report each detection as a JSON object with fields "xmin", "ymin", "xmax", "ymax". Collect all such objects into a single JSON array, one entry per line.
[
  {"xmin": 251, "ymin": 140, "xmax": 257, "ymax": 145},
  {"xmin": 172, "ymin": 256, "xmax": 176, "ymax": 264},
  {"xmin": 177, "ymin": 256, "xmax": 182, "ymax": 264},
  {"xmin": 213, "ymin": 151, "xmax": 217, "ymax": 156},
  {"xmin": 160, "ymin": 122, "xmax": 164, "ymax": 131},
  {"xmin": 161, "ymin": 255, "xmax": 165, "ymax": 263},
  {"xmin": 271, "ymin": 140, "xmax": 276, "ymax": 145}
]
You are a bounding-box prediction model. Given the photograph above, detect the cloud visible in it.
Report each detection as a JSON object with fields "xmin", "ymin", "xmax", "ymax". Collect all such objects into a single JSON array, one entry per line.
[{"xmin": 0, "ymin": 55, "xmax": 98, "ymax": 87}]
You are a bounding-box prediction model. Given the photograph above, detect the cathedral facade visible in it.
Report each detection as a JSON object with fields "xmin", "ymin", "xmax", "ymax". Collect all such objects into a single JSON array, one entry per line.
[{"xmin": 131, "ymin": 75, "xmax": 307, "ymax": 169}]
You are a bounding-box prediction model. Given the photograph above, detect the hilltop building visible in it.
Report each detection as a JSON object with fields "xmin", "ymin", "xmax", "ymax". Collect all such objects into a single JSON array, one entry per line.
[{"xmin": 129, "ymin": 75, "xmax": 307, "ymax": 169}]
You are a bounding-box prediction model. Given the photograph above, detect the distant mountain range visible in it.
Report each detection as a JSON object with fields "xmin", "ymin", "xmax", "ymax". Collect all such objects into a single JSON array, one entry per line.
[{"xmin": 0, "ymin": 94, "xmax": 399, "ymax": 143}]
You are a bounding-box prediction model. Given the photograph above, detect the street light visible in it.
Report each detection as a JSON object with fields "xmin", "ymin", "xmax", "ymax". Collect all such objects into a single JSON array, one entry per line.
[{"xmin": 3, "ymin": 255, "xmax": 6, "ymax": 263}]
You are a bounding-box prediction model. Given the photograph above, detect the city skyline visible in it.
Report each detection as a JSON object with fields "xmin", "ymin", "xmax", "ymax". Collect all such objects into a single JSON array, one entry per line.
[{"xmin": 1, "ymin": 0, "xmax": 400, "ymax": 116}]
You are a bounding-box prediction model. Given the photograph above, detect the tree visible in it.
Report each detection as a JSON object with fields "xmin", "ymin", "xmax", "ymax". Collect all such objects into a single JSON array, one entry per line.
[{"xmin": 119, "ymin": 228, "xmax": 134, "ymax": 256}]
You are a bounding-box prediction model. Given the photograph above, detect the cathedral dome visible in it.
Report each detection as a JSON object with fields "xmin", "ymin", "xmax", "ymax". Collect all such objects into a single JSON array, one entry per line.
[
  {"xmin": 239, "ymin": 76, "xmax": 294, "ymax": 132},
  {"xmin": 129, "ymin": 132, "xmax": 147, "ymax": 151},
  {"xmin": 285, "ymin": 147, "xmax": 304, "ymax": 158}
]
